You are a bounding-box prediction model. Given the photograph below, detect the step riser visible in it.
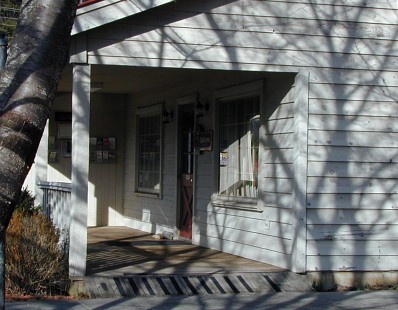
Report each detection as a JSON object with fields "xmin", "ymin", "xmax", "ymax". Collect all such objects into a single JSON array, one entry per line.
[{"xmin": 84, "ymin": 273, "xmax": 314, "ymax": 298}]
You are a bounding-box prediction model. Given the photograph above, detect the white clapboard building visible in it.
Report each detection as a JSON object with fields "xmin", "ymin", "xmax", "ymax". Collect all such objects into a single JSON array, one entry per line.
[{"xmin": 25, "ymin": 0, "xmax": 398, "ymax": 287}]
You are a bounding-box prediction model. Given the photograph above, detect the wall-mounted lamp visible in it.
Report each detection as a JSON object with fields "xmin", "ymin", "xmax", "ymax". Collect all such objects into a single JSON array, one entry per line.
[
  {"xmin": 196, "ymin": 101, "xmax": 209, "ymax": 112},
  {"xmin": 162, "ymin": 109, "xmax": 174, "ymax": 124},
  {"xmin": 196, "ymin": 101, "xmax": 209, "ymax": 119}
]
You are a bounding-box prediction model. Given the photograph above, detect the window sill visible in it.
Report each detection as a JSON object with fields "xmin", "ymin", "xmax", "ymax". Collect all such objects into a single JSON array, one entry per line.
[
  {"xmin": 135, "ymin": 192, "xmax": 160, "ymax": 199},
  {"xmin": 211, "ymin": 194, "xmax": 262, "ymax": 212}
]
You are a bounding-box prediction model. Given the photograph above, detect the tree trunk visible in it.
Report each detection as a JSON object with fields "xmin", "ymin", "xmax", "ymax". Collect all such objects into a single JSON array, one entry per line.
[{"xmin": 0, "ymin": 0, "xmax": 78, "ymax": 307}]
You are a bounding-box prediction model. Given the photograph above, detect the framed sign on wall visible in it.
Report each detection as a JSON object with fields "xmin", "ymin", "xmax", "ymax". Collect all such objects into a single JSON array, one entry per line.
[{"xmin": 196, "ymin": 130, "xmax": 213, "ymax": 151}]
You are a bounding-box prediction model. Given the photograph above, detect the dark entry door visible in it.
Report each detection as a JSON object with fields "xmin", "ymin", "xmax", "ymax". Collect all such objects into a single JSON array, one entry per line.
[{"xmin": 178, "ymin": 104, "xmax": 195, "ymax": 239}]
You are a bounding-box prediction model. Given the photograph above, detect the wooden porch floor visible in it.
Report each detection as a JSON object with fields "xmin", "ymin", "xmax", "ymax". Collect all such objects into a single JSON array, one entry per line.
[{"xmin": 86, "ymin": 226, "xmax": 285, "ymax": 277}]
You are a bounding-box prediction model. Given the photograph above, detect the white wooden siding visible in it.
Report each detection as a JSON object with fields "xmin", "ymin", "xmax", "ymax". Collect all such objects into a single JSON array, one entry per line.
[
  {"xmin": 73, "ymin": 0, "xmax": 398, "ymax": 271},
  {"xmin": 260, "ymin": 80, "xmax": 295, "ymax": 208},
  {"xmin": 307, "ymin": 75, "xmax": 398, "ymax": 272},
  {"xmin": 307, "ymin": 49, "xmax": 398, "ymax": 273},
  {"xmin": 308, "ymin": 145, "xmax": 398, "ymax": 163},
  {"xmin": 308, "ymin": 193, "xmax": 398, "ymax": 210},
  {"xmin": 47, "ymin": 94, "xmax": 126, "ymax": 227},
  {"xmin": 87, "ymin": 94, "xmax": 126, "ymax": 226},
  {"xmin": 89, "ymin": 25, "xmax": 396, "ymax": 58},
  {"xmin": 85, "ymin": 0, "xmax": 397, "ymax": 72},
  {"xmin": 255, "ymin": 78, "xmax": 296, "ymax": 267},
  {"xmin": 197, "ymin": 222, "xmax": 292, "ymax": 254},
  {"xmin": 307, "ymin": 224, "xmax": 398, "ymax": 241},
  {"xmin": 199, "ymin": 234, "xmax": 291, "ymax": 267}
]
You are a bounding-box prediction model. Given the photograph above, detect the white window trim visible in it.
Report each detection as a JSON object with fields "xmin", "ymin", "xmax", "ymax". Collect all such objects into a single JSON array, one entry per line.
[
  {"xmin": 135, "ymin": 103, "xmax": 163, "ymax": 198},
  {"xmin": 211, "ymin": 80, "xmax": 265, "ymax": 211},
  {"xmin": 211, "ymin": 193, "xmax": 260, "ymax": 211}
]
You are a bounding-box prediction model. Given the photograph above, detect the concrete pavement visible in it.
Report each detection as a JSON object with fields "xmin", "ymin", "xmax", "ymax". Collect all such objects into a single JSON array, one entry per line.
[{"xmin": 5, "ymin": 290, "xmax": 398, "ymax": 309}]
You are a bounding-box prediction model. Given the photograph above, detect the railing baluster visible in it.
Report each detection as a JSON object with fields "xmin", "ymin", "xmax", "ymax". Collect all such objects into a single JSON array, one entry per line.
[{"xmin": 38, "ymin": 181, "xmax": 72, "ymax": 253}]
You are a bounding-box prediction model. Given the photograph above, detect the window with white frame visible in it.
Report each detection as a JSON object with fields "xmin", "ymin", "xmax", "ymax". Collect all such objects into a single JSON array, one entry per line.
[
  {"xmin": 216, "ymin": 82, "xmax": 262, "ymax": 200},
  {"xmin": 136, "ymin": 111, "xmax": 162, "ymax": 194}
]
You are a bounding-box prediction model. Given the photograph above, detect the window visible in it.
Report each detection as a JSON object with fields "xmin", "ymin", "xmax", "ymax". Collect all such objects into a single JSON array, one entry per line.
[
  {"xmin": 218, "ymin": 94, "xmax": 260, "ymax": 198},
  {"xmin": 137, "ymin": 113, "xmax": 161, "ymax": 194},
  {"xmin": 213, "ymin": 81, "xmax": 264, "ymax": 206}
]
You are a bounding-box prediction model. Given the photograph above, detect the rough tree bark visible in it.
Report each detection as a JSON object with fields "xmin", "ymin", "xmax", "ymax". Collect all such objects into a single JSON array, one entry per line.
[{"xmin": 0, "ymin": 0, "xmax": 78, "ymax": 307}]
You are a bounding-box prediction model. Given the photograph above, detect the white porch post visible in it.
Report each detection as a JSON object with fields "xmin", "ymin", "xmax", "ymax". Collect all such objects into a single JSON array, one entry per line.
[
  {"xmin": 69, "ymin": 64, "xmax": 91, "ymax": 276},
  {"xmin": 291, "ymin": 70, "xmax": 309, "ymax": 273}
]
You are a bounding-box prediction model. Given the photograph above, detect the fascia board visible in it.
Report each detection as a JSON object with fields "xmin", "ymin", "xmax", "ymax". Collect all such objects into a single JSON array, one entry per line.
[{"xmin": 72, "ymin": 0, "xmax": 174, "ymax": 35}]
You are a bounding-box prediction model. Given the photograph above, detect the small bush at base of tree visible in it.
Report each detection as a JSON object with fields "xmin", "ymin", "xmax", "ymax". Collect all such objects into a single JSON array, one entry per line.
[{"xmin": 5, "ymin": 189, "xmax": 70, "ymax": 296}]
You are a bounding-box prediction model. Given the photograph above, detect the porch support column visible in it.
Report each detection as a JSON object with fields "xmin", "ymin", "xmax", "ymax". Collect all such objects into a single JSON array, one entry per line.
[
  {"xmin": 69, "ymin": 64, "xmax": 91, "ymax": 276},
  {"xmin": 291, "ymin": 70, "xmax": 309, "ymax": 273}
]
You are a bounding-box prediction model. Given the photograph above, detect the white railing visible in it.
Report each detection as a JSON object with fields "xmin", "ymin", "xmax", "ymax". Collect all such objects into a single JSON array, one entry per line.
[{"xmin": 38, "ymin": 181, "xmax": 71, "ymax": 249}]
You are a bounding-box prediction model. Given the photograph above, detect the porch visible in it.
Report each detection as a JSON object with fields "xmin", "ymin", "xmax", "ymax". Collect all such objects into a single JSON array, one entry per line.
[
  {"xmin": 40, "ymin": 66, "xmax": 300, "ymax": 276},
  {"xmin": 86, "ymin": 226, "xmax": 283, "ymax": 276},
  {"xmin": 82, "ymin": 226, "xmax": 314, "ymax": 298}
]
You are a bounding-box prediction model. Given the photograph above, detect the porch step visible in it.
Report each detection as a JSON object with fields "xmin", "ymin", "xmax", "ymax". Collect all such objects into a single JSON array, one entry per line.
[{"xmin": 83, "ymin": 272, "xmax": 314, "ymax": 299}]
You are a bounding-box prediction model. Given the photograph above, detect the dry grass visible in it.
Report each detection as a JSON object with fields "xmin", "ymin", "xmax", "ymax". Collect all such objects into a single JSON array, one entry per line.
[{"xmin": 6, "ymin": 208, "xmax": 70, "ymax": 296}]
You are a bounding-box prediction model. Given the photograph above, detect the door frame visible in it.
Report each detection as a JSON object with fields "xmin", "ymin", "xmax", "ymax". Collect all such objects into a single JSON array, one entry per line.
[{"xmin": 176, "ymin": 94, "xmax": 198, "ymax": 241}]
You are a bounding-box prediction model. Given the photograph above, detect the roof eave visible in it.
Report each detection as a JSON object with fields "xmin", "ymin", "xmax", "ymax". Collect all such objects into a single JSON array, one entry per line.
[{"xmin": 72, "ymin": 0, "xmax": 174, "ymax": 35}]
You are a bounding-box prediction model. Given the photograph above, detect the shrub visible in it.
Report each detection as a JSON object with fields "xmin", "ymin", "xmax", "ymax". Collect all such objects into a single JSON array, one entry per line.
[
  {"xmin": 13, "ymin": 188, "xmax": 39, "ymax": 216},
  {"xmin": 5, "ymin": 189, "xmax": 70, "ymax": 296}
]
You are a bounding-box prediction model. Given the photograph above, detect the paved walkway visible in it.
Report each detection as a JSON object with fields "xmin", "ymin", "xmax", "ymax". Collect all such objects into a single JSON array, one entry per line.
[{"xmin": 6, "ymin": 291, "xmax": 398, "ymax": 309}]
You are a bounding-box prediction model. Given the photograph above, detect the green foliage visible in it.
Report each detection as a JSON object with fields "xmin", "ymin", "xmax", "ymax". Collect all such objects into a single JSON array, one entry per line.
[
  {"xmin": 15, "ymin": 188, "xmax": 40, "ymax": 215},
  {"xmin": 0, "ymin": 0, "xmax": 22, "ymax": 41},
  {"xmin": 5, "ymin": 189, "xmax": 70, "ymax": 296}
]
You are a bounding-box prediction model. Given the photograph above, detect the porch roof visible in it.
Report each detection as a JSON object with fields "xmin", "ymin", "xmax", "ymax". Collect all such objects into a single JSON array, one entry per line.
[{"xmin": 73, "ymin": 0, "xmax": 175, "ymax": 35}]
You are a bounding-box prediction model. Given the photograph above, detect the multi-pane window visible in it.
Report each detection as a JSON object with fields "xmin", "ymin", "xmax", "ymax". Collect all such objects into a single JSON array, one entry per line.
[
  {"xmin": 218, "ymin": 95, "xmax": 260, "ymax": 198},
  {"xmin": 137, "ymin": 114, "xmax": 161, "ymax": 194}
]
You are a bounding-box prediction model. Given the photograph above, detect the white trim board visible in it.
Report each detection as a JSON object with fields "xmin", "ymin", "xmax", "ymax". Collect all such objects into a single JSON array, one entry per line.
[{"xmin": 73, "ymin": 0, "xmax": 175, "ymax": 35}]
